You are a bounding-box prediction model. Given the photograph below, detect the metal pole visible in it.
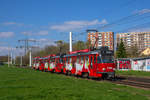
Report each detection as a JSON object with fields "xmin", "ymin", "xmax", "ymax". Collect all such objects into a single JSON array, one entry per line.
[
  {"xmin": 13, "ymin": 48, "xmax": 15, "ymax": 65},
  {"xmin": 20, "ymin": 55, "xmax": 22, "ymax": 67},
  {"xmin": 10, "ymin": 48, "xmax": 13, "ymax": 64},
  {"xmin": 8, "ymin": 47, "xmax": 10, "ymax": 67},
  {"xmin": 25, "ymin": 40, "xmax": 27, "ymax": 55},
  {"xmin": 14, "ymin": 56, "xmax": 16, "ymax": 65},
  {"xmin": 69, "ymin": 32, "xmax": 72, "ymax": 52},
  {"xmin": 29, "ymin": 49, "xmax": 32, "ymax": 67}
]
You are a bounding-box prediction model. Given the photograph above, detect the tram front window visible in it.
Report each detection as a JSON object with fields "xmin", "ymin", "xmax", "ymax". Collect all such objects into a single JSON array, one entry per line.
[
  {"xmin": 102, "ymin": 55, "xmax": 114, "ymax": 63},
  {"xmin": 97, "ymin": 55, "xmax": 114, "ymax": 63}
]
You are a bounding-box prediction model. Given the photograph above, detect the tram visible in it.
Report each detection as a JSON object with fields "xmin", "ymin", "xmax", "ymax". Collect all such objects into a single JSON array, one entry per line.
[{"xmin": 33, "ymin": 46, "xmax": 115, "ymax": 79}]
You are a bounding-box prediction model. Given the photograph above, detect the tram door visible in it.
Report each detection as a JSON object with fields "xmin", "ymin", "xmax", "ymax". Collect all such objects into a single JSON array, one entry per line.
[
  {"xmin": 89, "ymin": 55, "xmax": 97, "ymax": 72},
  {"xmin": 89, "ymin": 55, "xmax": 93, "ymax": 70}
]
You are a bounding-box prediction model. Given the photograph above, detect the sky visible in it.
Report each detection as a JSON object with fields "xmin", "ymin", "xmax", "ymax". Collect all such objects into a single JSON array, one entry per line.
[{"xmin": 0, "ymin": 0, "xmax": 150, "ymax": 56}]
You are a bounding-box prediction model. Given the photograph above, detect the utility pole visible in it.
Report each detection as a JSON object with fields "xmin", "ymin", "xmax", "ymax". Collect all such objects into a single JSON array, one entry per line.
[
  {"xmin": 18, "ymin": 39, "xmax": 37, "ymax": 67},
  {"xmin": 20, "ymin": 55, "xmax": 22, "ymax": 66},
  {"xmin": 29, "ymin": 48, "xmax": 32, "ymax": 67},
  {"xmin": 13, "ymin": 55, "xmax": 16, "ymax": 65},
  {"xmin": 7, "ymin": 44, "xmax": 11, "ymax": 67},
  {"xmin": 16, "ymin": 46, "xmax": 23, "ymax": 67},
  {"xmin": 8, "ymin": 47, "xmax": 10, "ymax": 67},
  {"xmin": 18, "ymin": 39, "xmax": 38, "ymax": 67},
  {"xmin": 29, "ymin": 46, "xmax": 39, "ymax": 67},
  {"xmin": 10, "ymin": 48, "xmax": 13, "ymax": 64},
  {"xmin": 18, "ymin": 39, "xmax": 37, "ymax": 55},
  {"xmin": 69, "ymin": 32, "xmax": 72, "ymax": 52},
  {"xmin": 13, "ymin": 48, "xmax": 16, "ymax": 65}
]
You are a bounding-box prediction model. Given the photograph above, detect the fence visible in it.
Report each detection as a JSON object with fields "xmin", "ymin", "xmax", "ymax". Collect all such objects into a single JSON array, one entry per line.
[{"xmin": 116, "ymin": 57, "xmax": 150, "ymax": 71}]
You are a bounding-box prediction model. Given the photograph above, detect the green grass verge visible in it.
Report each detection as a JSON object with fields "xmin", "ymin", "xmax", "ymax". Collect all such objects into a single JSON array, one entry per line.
[
  {"xmin": 0, "ymin": 65, "xmax": 150, "ymax": 100},
  {"xmin": 116, "ymin": 70, "xmax": 150, "ymax": 78}
]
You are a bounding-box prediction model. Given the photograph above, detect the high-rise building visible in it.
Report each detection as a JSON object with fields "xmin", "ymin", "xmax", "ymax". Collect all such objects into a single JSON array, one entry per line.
[
  {"xmin": 116, "ymin": 32, "xmax": 150, "ymax": 52},
  {"xmin": 87, "ymin": 32, "xmax": 114, "ymax": 50}
]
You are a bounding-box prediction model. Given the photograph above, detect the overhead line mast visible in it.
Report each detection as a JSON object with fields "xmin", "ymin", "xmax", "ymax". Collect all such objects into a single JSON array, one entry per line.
[
  {"xmin": 69, "ymin": 32, "xmax": 72, "ymax": 52},
  {"xmin": 18, "ymin": 39, "xmax": 37, "ymax": 54}
]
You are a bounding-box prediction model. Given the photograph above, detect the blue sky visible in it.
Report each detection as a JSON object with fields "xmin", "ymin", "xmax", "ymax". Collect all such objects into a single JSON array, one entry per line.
[{"xmin": 0, "ymin": 0, "xmax": 150, "ymax": 55}]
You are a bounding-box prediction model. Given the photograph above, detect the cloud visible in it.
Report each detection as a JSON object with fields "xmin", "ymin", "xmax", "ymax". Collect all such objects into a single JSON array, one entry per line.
[
  {"xmin": 38, "ymin": 38, "xmax": 56, "ymax": 47},
  {"xmin": 0, "ymin": 46, "xmax": 23, "ymax": 56},
  {"xmin": 134, "ymin": 9, "xmax": 150, "ymax": 15},
  {"xmin": 21, "ymin": 31, "xmax": 33, "ymax": 36},
  {"xmin": 3, "ymin": 22, "xmax": 23, "ymax": 26},
  {"xmin": 0, "ymin": 32, "xmax": 14, "ymax": 38},
  {"xmin": 50, "ymin": 19, "xmax": 107, "ymax": 31},
  {"xmin": 128, "ymin": 27, "xmax": 150, "ymax": 32},
  {"xmin": 37, "ymin": 31, "xmax": 49, "ymax": 35},
  {"xmin": 21, "ymin": 30, "xmax": 49, "ymax": 36},
  {"xmin": 0, "ymin": 46, "xmax": 10, "ymax": 56},
  {"xmin": 26, "ymin": 38, "xmax": 56, "ymax": 48}
]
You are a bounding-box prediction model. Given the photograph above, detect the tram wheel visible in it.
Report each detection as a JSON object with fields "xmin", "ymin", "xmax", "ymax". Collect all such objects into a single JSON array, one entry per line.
[
  {"xmin": 68, "ymin": 71, "xmax": 71, "ymax": 76},
  {"xmin": 102, "ymin": 74, "xmax": 108, "ymax": 80},
  {"xmin": 82, "ymin": 73, "xmax": 89, "ymax": 78},
  {"xmin": 66, "ymin": 71, "xmax": 69, "ymax": 76}
]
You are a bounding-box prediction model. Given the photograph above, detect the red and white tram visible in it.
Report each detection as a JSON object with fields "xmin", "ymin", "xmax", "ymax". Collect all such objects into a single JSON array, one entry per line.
[
  {"xmin": 63, "ymin": 47, "xmax": 115, "ymax": 78},
  {"xmin": 32, "ymin": 57, "xmax": 40, "ymax": 70},
  {"xmin": 33, "ymin": 46, "xmax": 115, "ymax": 79}
]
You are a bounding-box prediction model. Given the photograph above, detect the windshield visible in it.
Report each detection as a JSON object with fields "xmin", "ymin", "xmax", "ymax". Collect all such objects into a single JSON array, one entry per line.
[{"xmin": 97, "ymin": 55, "xmax": 114, "ymax": 63}]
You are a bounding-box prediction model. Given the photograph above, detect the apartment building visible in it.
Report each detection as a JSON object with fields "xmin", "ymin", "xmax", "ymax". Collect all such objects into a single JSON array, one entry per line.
[
  {"xmin": 87, "ymin": 32, "xmax": 114, "ymax": 50},
  {"xmin": 116, "ymin": 32, "xmax": 150, "ymax": 52}
]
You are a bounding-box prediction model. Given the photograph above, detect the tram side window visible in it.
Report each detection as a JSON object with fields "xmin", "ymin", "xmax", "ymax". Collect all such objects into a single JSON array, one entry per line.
[
  {"xmin": 56, "ymin": 58, "xmax": 59, "ymax": 63},
  {"xmin": 72, "ymin": 57, "xmax": 76, "ymax": 64},
  {"xmin": 60, "ymin": 58, "xmax": 63, "ymax": 63},
  {"xmin": 97, "ymin": 56, "xmax": 102, "ymax": 63},
  {"xmin": 94, "ymin": 55, "xmax": 96, "ymax": 63},
  {"xmin": 66, "ymin": 58, "xmax": 68, "ymax": 63},
  {"xmin": 81, "ymin": 56, "xmax": 84, "ymax": 64},
  {"xmin": 70, "ymin": 58, "xmax": 72, "ymax": 64},
  {"xmin": 63, "ymin": 58, "xmax": 65, "ymax": 64},
  {"xmin": 68, "ymin": 57, "xmax": 70, "ymax": 63},
  {"xmin": 90, "ymin": 56, "xmax": 93, "ymax": 68},
  {"xmin": 90, "ymin": 56, "xmax": 92, "ymax": 63},
  {"xmin": 85, "ymin": 56, "xmax": 89, "ymax": 62},
  {"xmin": 51, "ymin": 58, "xmax": 53, "ymax": 62},
  {"xmin": 77, "ymin": 57, "xmax": 80, "ymax": 64},
  {"xmin": 72, "ymin": 57, "xmax": 76, "ymax": 68}
]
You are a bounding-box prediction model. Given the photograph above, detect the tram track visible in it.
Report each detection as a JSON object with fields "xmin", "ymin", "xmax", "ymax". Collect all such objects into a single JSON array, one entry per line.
[
  {"xmin": 19, "ymin": 66, "xmax": 150, "ymax": 89},
  {"xmin": 109, "ymin": 76, "xmax": 150, "ymax": 89},
  {"xmin": 65, "ymin": 74, "xmax": 150, "ymax": 89},
  {"xmin": 116, "ymin": 75, "xmax": 150, "ymax": 83},
  {"xmin": 61, "ymin": 73, "xmax": 150, "ymax": 89},
  {"xmin": 111, "ymin": 80, "xmax": 150, "ymax": 89}
]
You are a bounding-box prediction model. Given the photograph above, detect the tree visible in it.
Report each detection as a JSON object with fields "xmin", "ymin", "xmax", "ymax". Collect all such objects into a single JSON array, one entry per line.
[
  {"xmin": 116, "ymin": 39, "xmax": 127, "ymax": 58},
  {"xmin": 17, "ymin": 40, "xmax": 91, "ymax": 65},
  {"xmin": 73, "ymin": 40, "xmax": 85, "ymax": 51},
  {"xmin": 127, "ymin": 44, "xmax": 139, "ymax": 58},
  {"xmin": 85, "ymin": 40, "xmax": 91, "ymax": 49}
]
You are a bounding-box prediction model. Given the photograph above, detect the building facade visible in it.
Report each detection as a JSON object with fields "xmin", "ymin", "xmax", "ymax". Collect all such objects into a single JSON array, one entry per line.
[
  {"xmin": 87, "ymin": 32, "xmax": 114, "ymax": 50},
  {"xmin": 116, "ymin": 32, "xmax": 150, "ymax": 52}
]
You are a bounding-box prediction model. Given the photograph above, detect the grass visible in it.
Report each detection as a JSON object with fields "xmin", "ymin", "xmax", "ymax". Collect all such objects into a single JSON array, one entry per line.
[
  {"xmin": 116, "ymin": 70, "xmax": 150, "ymax": 78},
  {"xmin": 0, "ymin": 65, "xmax": 150, "ymax": 100}
]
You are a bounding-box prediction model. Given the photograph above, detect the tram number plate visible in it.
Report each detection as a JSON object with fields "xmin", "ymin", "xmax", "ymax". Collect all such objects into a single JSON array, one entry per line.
[{"xmin": 108, "ymin": 67, "xmax": 112, "ymax": 69}]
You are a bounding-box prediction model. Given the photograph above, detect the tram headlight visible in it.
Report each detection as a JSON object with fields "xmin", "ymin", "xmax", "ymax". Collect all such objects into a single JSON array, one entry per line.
[{"xmin": 102, "ymin": 68, "xmax": 106, "ymax": 71}]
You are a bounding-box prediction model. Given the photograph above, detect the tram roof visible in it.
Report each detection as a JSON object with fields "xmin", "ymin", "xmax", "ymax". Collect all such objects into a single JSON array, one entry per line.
[
  {"xmin": 63, "ymin": 51, "xmax": 99, "ymax": 57},
  {"xmin": 51, "ymin": 55, "xmax": 61, "ymax": 59}
]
